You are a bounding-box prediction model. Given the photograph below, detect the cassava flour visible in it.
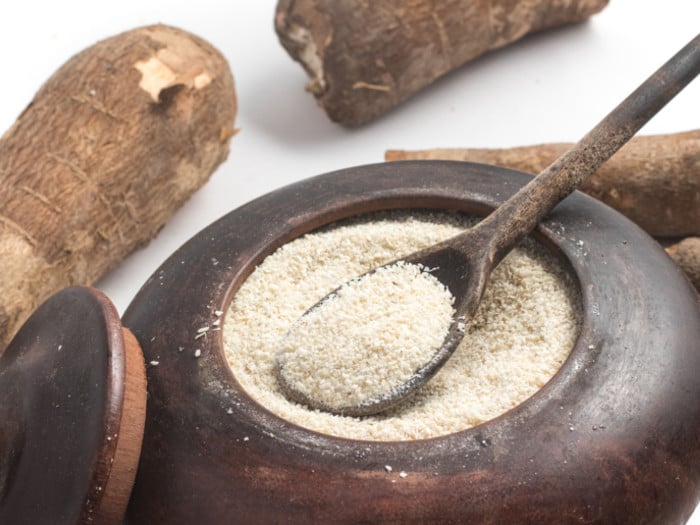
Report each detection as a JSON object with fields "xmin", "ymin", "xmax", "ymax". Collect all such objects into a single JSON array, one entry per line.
[
  {"xmin": 276, "ymin": 260, "xmax": 455, "ymax": 412},
  {"xmin": 223, "ymin": 210, "xmax": 581, "ymax": 441}
]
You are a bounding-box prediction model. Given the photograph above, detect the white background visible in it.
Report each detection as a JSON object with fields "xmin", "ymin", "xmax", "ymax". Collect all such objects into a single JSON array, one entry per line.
[{"xmin": 1, "ymin": 1, "xmax": 699, "ymax": 520}]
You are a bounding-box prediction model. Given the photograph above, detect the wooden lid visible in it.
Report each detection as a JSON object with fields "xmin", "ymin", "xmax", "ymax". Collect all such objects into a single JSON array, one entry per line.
[{"xmin": 0, "ymin": 286, "xmax": 146, "ymax": 524}]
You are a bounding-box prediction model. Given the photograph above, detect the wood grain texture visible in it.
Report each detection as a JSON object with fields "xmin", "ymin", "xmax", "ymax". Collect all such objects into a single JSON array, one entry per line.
[
  {"xmin": 387, "ymin": 130, "xmax": 700, "ymax": 237},
  {"xmin": 275, "ymin": 0, "xmax": 608, "ymax": 125},
  {"xmin": 0, "ymin": 25, "xmax": 237, "ymax": 352},
  {"xmin": 93, "ymin": 328, "xmax": 147, "ymax": 524}
]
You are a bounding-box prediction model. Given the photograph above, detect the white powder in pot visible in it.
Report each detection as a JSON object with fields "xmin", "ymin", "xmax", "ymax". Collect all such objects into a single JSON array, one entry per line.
[
  {"xmin": 223, "ymin": 210, "xmax": 581, "ymax": 441},
  {"xmin": 276, "ymin": 261, "xmax": 455, "ymax": 411}
]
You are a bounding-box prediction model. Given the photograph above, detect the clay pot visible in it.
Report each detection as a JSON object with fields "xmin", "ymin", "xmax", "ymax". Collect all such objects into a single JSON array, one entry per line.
[{"xmin": 123, "ymin": 161, "xmax": 700, "ymax": 524}]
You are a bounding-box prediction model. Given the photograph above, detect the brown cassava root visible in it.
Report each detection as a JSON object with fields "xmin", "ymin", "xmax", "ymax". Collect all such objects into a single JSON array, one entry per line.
[
  {"xmin": 0, "ymin": 25, "xmax": 237, "ymax": 351},
  {"xmin": 666, "ymin": 238, "xmax": 700, "ymax": 293},
  {"xmin": 386, "ymin": 130, "xmax": 700, "ymax": 238},
  {"xmin": 275, "ymin": 0, "xmax": 608, "ymax": 126}
]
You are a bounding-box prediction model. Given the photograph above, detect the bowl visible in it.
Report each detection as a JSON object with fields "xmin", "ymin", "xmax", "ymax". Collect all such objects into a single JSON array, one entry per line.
[{"xmin": 123, "ymin": 161, "xmax": 700, "ymax": 524}]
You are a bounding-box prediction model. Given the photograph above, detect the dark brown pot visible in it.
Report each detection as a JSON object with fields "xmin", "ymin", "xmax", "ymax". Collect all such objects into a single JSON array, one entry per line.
[{"xmin": 123, "ymin": 161, "xmax": 700, "ymax": 524}]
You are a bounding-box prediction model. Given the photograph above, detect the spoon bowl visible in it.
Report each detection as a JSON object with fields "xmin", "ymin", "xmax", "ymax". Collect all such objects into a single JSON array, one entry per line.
[{"xmin": 277, "ymin": 32, "xmax": 700, "ymax": 417}]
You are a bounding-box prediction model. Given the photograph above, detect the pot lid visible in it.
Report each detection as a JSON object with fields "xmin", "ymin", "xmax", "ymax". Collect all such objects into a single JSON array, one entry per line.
[{"xmin": 0, "ymin": 286, "xmax": 146, "ymax": 524}]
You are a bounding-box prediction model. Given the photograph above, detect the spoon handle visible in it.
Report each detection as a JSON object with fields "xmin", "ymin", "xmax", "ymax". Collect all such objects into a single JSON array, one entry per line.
[{"xmin": 471, "ymin": 33, "xmax": 700, "ymax": 266}]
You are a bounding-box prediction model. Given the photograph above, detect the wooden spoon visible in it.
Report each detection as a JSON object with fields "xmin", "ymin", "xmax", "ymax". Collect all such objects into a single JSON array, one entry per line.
[{"xmin": 277, "ymin": 33, "xmax": 700, "ymax": 417}]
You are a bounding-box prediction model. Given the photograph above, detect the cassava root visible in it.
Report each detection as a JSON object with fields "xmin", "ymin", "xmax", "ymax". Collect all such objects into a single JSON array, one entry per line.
[
  {"xmin": 275, "ymin": 0, "xmax": 608, "ymax": 126},
  {"xmin": 666, "ymin": 238, "xmax": 700, "ymax": 293},
  {"xmin": 386, "ymin": 130, "xmax": 700, "ymax": 238},
  {"xmin": 0, "ymin": 25, "xmax": 237, "ymax": 351}
]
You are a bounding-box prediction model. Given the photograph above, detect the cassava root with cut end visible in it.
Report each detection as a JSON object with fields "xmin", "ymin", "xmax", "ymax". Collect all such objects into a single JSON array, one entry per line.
[
  {"xmin": 386, "ymin": 130, "xmax": 700, "ymax": 238},
  {"xmin": 0, "ymin": 24, "xmax": 237, "ymax": 352},
  {"xmin": 666, "ymin": 237, "xmax": 700, "ymax": 292},
  {"xmin": 275, "ymin": 0, "xmax": 608, "ymax": 126}
]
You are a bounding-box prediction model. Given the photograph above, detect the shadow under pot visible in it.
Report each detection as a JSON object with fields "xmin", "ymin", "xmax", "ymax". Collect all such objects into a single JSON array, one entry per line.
[{"xmin": 123, "ymin": 161, "xmax": 700, "ymax": 524}]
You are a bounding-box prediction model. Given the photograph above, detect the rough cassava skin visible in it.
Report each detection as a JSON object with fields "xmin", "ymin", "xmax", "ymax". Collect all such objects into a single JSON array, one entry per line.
[
  {"xmin": 0, "ymin": 25, "xmax": 237, "ymax": 351},
  {"xmin": 667, "ymin": 237, "xmax": 700, "ymax": 292},
  {"xmin": 386, "ymin": 130, "xmax": 700, "ymax": 237},
  {"xmin": 275, "ymin": 0, "xmax": 608, "ymax": 125}
]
